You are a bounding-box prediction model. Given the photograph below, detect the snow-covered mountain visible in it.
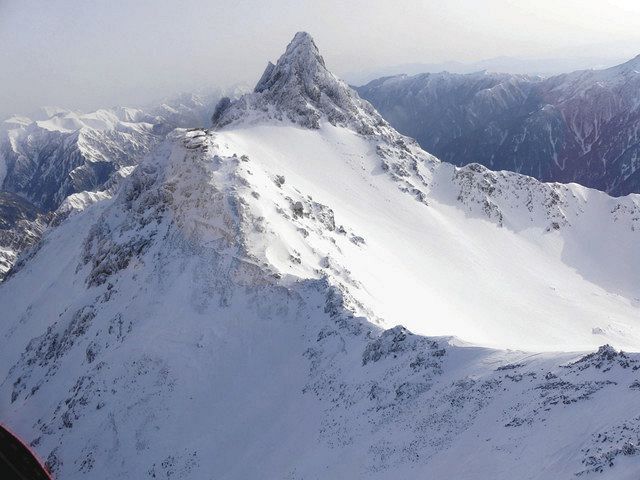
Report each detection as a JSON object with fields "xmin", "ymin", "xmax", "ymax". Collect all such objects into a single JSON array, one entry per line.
[
  {"xmin": 0, "ymin": 93, "xmax": 224, "ymax": 211},
  {"xmin": 357, "ymin": 56, "xmax": 640, "ymax": 196},
  {"xmin": 0, "ymin": 92, "xmax": 226, "ymax": 281},
  {"xmin": 1, "ymin": 32, "xmax": 640, "ymax": 479},
  {"xmin": 343, "ymin": 55, "xmax": 627, "ymax": 86}
]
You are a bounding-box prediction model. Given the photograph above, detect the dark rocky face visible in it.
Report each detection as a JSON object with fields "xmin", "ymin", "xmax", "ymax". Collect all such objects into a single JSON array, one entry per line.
[
  {"xmin": 0, "ymin": 191, "xmax": 49, "ymax": 281},
  {"xmin": 358, "ymin": 56, "xmax": 640, "ymax": 196}
]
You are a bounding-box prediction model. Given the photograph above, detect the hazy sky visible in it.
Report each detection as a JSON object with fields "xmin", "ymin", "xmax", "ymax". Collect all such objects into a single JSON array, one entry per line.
[{"xmin": 2, "ymin": 0, "xmax": 640, "ymax": 118}]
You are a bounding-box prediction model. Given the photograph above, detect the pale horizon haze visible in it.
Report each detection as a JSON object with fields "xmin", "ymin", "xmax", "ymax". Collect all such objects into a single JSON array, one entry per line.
[{"xmin": 2, "ymin": 0, "xmax": 640, "ymax": 118}]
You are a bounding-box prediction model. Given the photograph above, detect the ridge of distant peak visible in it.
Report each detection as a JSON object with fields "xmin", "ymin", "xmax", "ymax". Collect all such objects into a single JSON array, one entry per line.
[{"xmin": 617, "ymin": 52, "xmax": 640, "ymax": 71}]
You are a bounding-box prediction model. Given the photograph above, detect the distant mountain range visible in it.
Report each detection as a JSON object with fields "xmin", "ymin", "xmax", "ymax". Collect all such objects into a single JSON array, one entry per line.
[
  {"xmin": 357, "ymin": 54, "xmax": 640, "ymax": 196},
  {"xmin": 345, "ymin": 55, "xmax": 628, "ymax": 85}
]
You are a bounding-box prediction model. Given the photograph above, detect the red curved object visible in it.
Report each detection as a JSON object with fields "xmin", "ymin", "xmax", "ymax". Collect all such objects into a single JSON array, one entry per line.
[{"xmin": 0, "ymin": 424, "xmax": 52, "ymax": 480}]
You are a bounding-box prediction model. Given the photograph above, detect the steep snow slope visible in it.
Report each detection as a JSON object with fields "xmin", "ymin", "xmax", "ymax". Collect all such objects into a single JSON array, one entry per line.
[
  {"xmin": 215, "ymin": 123, "xmax": 640, "ymax": 351},
  {"xmin": 358, "ymin": 56, "xmax": 640, "ymax": 196},
  {"xmin": 2, "ymin": 32, "xmax": 640, "ymax": 479}
]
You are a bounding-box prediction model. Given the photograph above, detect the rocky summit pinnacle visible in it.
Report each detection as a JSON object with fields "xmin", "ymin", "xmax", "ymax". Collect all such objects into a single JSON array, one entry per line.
[
  {"xmin": 211, "ymin": 32, "xmax": 393, "ymax": 137},
  {"xmin": 253, "ymin": 31, "xmax": 325, "ymax": 93}
]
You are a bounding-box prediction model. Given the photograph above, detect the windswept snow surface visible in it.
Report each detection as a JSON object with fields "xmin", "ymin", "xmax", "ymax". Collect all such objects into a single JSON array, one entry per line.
[
  {"xmin": 217, "ymin": 123, "xmax": 639, "ymax": 351},
  {"xmin": 2, "ymin": 32, "xmax": 640, "ymax": 480}
]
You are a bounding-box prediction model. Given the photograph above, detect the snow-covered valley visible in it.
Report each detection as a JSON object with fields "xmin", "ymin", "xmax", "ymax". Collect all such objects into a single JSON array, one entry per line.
[{"xmin": 1, "ymin": 32, "xmax": 640, "ymax": 479}]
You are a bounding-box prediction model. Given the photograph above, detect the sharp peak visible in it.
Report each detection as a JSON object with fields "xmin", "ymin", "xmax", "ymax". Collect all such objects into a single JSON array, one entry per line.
[
  {"xmin": 281, "ymin": 31, "xmax": 320, "ymax": 60},
  {"xmin": 211, "ymin": 31, "xmax": 400, "ymax": 139},
  {"xmin": 254, "ymin": 31, "xmax": 326, "ymax": 93},
  {"xmin": 288, "ymin": 31, "xmax": 318, "ymax": 51}
]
